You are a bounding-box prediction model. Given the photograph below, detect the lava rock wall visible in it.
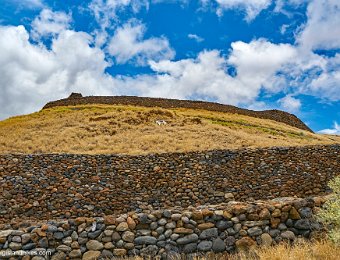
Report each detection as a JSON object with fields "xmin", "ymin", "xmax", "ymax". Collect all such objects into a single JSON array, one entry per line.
[
  {"xmin": 0, "ymin": 197, "xmax": 327, "ymax": 259},
  {"xmin": 0, "ymin": 145, "xmax": 339, "ymax": 222}
]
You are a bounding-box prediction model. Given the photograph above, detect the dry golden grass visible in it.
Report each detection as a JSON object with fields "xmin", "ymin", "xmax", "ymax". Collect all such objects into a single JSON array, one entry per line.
[
  {"xmin": 124, "ymin": 240, "xmax": 340, "ymax": 260},
  {"xmin": 0, "ymin": 104, "xmax": 339, "ymax": 155}
]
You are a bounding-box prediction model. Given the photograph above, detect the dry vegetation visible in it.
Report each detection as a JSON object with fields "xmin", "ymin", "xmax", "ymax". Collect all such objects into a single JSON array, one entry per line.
[
  {"xmin": 129, "ymin": 240, "xmax": 340, "ymax": 260},
  {"xmin": 0, "ymin": 104, "xmax": 339, "ymax": 155}
]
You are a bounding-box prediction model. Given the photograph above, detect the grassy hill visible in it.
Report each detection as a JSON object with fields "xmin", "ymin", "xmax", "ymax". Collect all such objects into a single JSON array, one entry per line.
[{"xmin": 0, "ymin": 104, "xmax": 339, "ymax": 155}]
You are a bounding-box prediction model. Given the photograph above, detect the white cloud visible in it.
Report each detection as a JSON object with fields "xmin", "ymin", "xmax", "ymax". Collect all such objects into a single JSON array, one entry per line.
[
  {"xmin": 188, "ymin": 34, "xmax": 204, "ymax": 42},
  {"xmin": 89, "ymin": 0, "xmax": 149, "ymax": 30},
  {"xmin": 297, "ymin": 0, "xmax": 340, "ymax": 50},
  {"xmin": 319, "ymin": 122, "xmax": 340, "ymax": 135},
  {"xmin": 214, "ymin": 0, "xmax": 272, "ymax": 21},
  {"xmin": 9, "ymin": 0, "xmax": 44, "ymax": 9},
  {"xmin": 129, "ymin": 39, "xmax": 298, "ymax": 105},
  {"xmin": 0, "ymin": 25, "xmax": 115, "ymax": 120},
  {"xmin": 107, "ymin": 20, "xmax": 175, "ymax": 65},
  {"xmin": 278, "ymin": 95, "xmax": 301, "ymax": 113},
  {"xmin": 228, "ymin": 39, "xmax": 297, "ymax": 93},
  {"xmin": 31, "ymin": 9, "xmax": 72, "ymax": 39}
]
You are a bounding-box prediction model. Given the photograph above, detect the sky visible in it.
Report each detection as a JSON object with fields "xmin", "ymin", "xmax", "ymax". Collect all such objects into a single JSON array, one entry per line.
[{"xmin": 0, "ymin": 0, "xmax": 339, "ymax": 134}]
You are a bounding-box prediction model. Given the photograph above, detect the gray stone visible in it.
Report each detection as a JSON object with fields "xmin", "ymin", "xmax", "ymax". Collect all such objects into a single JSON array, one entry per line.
[
  {"xmin": 281, "ymin": 231, "xmax": 296, "ymax": 240},
  {"xmin": 21, "ymin": 234, "xmax": 31, "ymax": 244},
  {"xmin": 299, "ymin": 207, "xmax": 313, "ymax": 219},
  {"xmin": 38, "ymin": 237, "xmax": 49, "ymax": 248},
  {"xmin": 200, "ymin": 228, "xmax": 218, "ymax": 239},
  {"xmin": 140, "ymin": 245, "xmax": 158, "ymax": 256},
  {"xmin": 269, "ymin": 229, "xmax": 280, "ymax": 238},
  {"xmin": 156, "ymin": 227, "xmax": 164, "ymax": 234},
  {"xmin": 294, "ymin": 219, "xmax": 310, "ymax": 230},
  {"xmin": 56, "ymin": 245, "xmax": 71, "ymax": 252},
  {"xmin": 278, "ymin": 223, "xmax": 287, "ymax": 231},
  {"xmin": 47, "ymin": 225, "xmax": 58, "ymax": 233},
  {"xmin": 62, "ymin": 236, "xmax": 72, "ymax": 246},
  {"xmin": 164, "ymin": 229, "xmax": 172, "ymax": 238},
  {"xmin": 165, "ymin": 222, "xmax": 176, "ymax": 229},
  {"xmin": 78, "ymin": 237, "xmax": 88, "ymax": 245},
  {"xmin": 248, "ymin": 226, "xmax": 263, "ymax": 237},
  {"xmin": 112, "ymin": 231, "xmax": 121, "ymax": 241},
  {"xmin": 170, "ymin": 234, "xmax": 180, "ymax": 240},
  {"xmin": 101, "ymin": 249, "xmax": 114, "ymax": 259},
  {"xmin": 163, "ymin": 210, "xmax": 171, "ymax": 218},
  {"xmin": 150, "ymin": 222, "xmax": 158, "ymax": 230},
  {"xmin": 116, "ymin": 240, "xmax": 124, "ymax": 247},
  {"xmin": 225, "ymin": 236, "xmax": 236, "ymax": 246},
  {"xmin": 88, "ymin": 230, "xmax": 102, "ymax": 239},
  {"xmin": 11, "ymin": 236, "xmax": 21, "ymax": 243},
  {"xmin": 183, "ymin": 243, "xmax": 197, "ymax": 253},
  {"xmin": 158, "ymin": 218, "xmax": 167, "ymax": 226},
  {"xmin": 54, "ymin": 232, "xmax": 64, "ymax": 240},
  {"xmin": 216, "ymin": 220, "xmax": 233, "ymax": 230},
  {"xmin": 134, "ymin": 236, "xmax": 157, "ymax": 245},
  {"xmin": 11, "ymin": 230, "xmax": 24, "ymax": 236},
  {"xmin": 234, "ymin": 223, "xmax": 242, "ymax": 232},
  {"xmin": 22, "ymin": 243, "xmax": 36, "ymax": 250},
  {"xmin": 177, "ymin": 234, "xmax": 199, "ymax": 245},
  {"xmin": 226, "ymin": 227, "xmax": 236, "ymax": 235},
  {"xmin": 212, "ymin": 238, "xmax": 226, "ymax": 252},
  {"xmin": 197, "ymin": 241, "xmax": 213, "ymax": 251}
]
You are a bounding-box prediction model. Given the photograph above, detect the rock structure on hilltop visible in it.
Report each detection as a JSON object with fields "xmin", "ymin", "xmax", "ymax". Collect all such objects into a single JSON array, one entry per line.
[{"xmin": 43, "ymin": 94, "xmax": 313, "ymax": 132}]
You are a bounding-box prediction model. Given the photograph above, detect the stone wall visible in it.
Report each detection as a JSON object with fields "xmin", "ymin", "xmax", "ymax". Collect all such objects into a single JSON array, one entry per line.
[
  {"xmin": 1, "ymin": 145, "xmax": 339, "ymax": 222},
  {"xmin": 42, "ymin": 94, "xmax": 313, "ymax": 132},
  {"xmin": 0, "ymin": 197, "xmax": 327, "ymax": 259}
]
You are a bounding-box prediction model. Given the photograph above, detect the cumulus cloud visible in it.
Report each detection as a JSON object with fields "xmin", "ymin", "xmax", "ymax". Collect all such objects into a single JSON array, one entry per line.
[
  {"xmin": 297, "ymin": 0, "xmax": 340, "ymax": 50},
  {"xmin": 122, "ymin": 39, "xmax": 299, "ymax": 105},
  {"xmin": 107, "ymin": 20, "xmax": 175, "ymax": 65},
  {"xmin": 31, "ymin": 9, "xmax": 72, "ymax": 39},
  {"xmin": 278, "ymin": 95, "xmax": 301, "ymax": 113},
  {"xmin": 319, "ymin": 122, "xmax": 340, "ymax": 135},
  {"xmin": 0, "ymin": 25, "xmax": 114, "ymax": 119},
  {"xmin": 213, "ymin": 0, "xmax": 272, "ymax": 21},
  {"xmin": 188, "ymin": 34, "xmax": 204, "ymax": 42}
]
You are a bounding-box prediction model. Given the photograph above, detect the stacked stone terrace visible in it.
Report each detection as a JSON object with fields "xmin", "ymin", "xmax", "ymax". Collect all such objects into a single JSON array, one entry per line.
[
  {"xmin": 43, "ymin": 94, "xmax": 313, "ymax": 132},
  {"xmin": 0, "ymin": 145, "xmax": 339, "ymax": 222},
  {"xmin": 0, "ymin": 197, "xmax": 327, "ymax": 259},
  {"xmin": 1, "ymin": 141, "xmax": 339, "ymax": 258}
]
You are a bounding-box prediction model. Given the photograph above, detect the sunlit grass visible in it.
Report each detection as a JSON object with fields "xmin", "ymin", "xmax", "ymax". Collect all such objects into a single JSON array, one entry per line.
[{"xmin": 0, "ymin": 104, "xmax": 339, "ymax": 155}]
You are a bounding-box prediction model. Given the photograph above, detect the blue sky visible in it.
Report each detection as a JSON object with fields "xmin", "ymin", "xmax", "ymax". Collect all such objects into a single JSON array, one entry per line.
[{"xmin": 0, "ymin": 0, "xmax": 339, "ymax": 134}]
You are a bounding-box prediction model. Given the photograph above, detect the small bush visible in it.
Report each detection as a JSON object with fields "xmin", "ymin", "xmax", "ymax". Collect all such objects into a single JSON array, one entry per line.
[{"xmin": 317, "ymin": 176, "xmax": 340, "ymax": 243}]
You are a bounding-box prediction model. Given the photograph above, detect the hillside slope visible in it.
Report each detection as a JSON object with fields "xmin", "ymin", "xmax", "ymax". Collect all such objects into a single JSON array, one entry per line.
[
  {"xmin": 0, "ymin": 104, "xmax": 339, "ymax": 155},
  {"xmin": 43, "ymin": 94, "xmax": 313, "ymax": 132}
]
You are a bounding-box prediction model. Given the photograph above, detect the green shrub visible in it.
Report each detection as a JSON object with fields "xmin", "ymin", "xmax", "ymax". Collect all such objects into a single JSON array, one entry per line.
[{"xmin": 317, "ymin": 176, "xmax": 340, "ymax": 243}]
